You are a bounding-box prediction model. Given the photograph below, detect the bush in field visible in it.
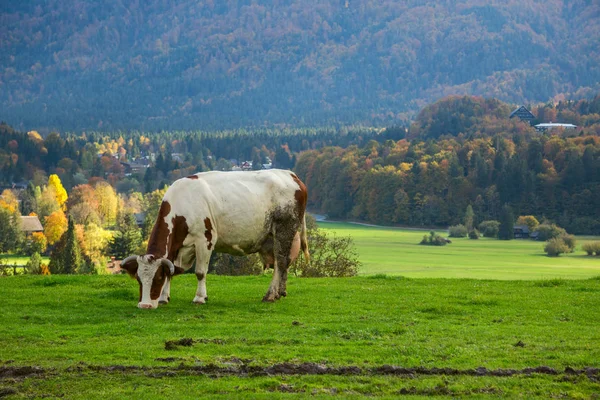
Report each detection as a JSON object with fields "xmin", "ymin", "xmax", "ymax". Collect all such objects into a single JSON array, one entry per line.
[
  {"xmin": 25, "ymin": 252, "xmax": 43, "ymax": 274},
  {"xmin": 211, "ymin": 253, "xmax": 264, "ymax": 276},
  {"xmin": 534, "ymin": 224, "xmax": 567, "ymax": 241},
  {"xmin": 420, "ymin": 231, "xmax": 448, "ymax": 246},
  {"xmin": 582, "ymin": 242, "xmax": 600, "ymax": 256},
  {"xmin": 479, "ymin": 220, "xmax": 500, "ymax": 238},
  {"xmin": 469, "ymin": 229, "xmax": 480, "ymax": 239},
  {"xmin": 292, "ymin": 227, "xmax": 360, "ymax": 277},
  {"xmin": 544, "ymin": 238, "xmax": 569, "ymax": 257},
  {"xmin": 559, "ymin": 234, "xmax": 576, "ymax": 253},
  {"xmin": 448, "ymin": 224, "xmax": 468, "ymax": 238}
]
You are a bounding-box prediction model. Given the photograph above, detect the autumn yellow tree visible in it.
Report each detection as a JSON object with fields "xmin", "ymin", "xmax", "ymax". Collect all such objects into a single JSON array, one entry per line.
[
  {"xmin": 0, "ymin": 189, "xmax": 20, "ymax": 213},
  {"xmin": 94, "ymin": 181, "xmax": 119, "ymax": 227},
  {"xmin": 516, "ymin": 215, "xmax": 540, "ymax": 232},
  {"xmin": 44, "ymin": 210, "xmax": 68, "ymax": 245},
  {"xmin": 48, "ymin": 174, "xmax": 68, "ymax": 210}
]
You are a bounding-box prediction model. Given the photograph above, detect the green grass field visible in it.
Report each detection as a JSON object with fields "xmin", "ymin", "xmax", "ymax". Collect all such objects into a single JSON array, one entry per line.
[
  {"xmin": 0, "ymin": 255, "xmax": 50, "ymax": 267},
  {"xmin": 1, "ymin": 274, "xmax": 600, "ymax": 398},
  {"xmin": 1, "ymin": 223, "xmax": 600, "ymax": 398},
  {"xmin": 319, "ymin": 222, "xmax": 600, "ymax": 280}
]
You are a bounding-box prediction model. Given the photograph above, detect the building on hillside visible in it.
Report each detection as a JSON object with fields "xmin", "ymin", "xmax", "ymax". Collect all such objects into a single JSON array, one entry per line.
[
  {"xmin": 510, "ymin": 106, "xmax": 536, "ymax": 125},
  {"xmin": 534, "ymin": 122, "xmax": 577, "ymax": 132},
  {"xmin": 20, "ymin": 216, "xmax": 43, "ymax": 235},
  {"xmin": 134, "ymin": 212, "xmax": 146, "ymax": 228},
  {"xmin": 513, "ymin": 225, "xmax": 530, "ymax": 239}
]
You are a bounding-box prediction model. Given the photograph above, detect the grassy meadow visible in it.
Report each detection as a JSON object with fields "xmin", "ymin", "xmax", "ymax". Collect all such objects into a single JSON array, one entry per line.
[
  {"xmin": 1, "ymin": 223, "xmax": 600, "ymax": 398},
  {"xmin": 1, "ymin": 274, "xmax": 600, "ymax": 398},
  {"xmin": 319, "ymin": 222, "xmax": 600, "ymax": 280}
]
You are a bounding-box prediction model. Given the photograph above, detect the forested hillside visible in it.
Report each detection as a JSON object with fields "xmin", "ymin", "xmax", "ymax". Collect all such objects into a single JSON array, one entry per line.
[
  {"xmin": 295, "ymin": 96, "xmax": 600, "ymax": 234},
  {"xmin": 1, "ymin": 1, "xmax": 599, "ymax": 132}
]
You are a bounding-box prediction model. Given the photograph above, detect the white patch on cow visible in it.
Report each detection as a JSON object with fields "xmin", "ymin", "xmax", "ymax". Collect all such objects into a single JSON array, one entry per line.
[
  {"xmin": 159, "ymin": 278, "xmax": 170, "ymax": 304},
  {"xmin": 137, "ymin": 255, "xmax": 161, "ymax": 309}
]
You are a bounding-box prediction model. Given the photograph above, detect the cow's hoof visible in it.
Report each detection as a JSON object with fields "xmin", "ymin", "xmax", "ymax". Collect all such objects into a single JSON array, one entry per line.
[
  {"xmin": 280, "ymin": 291, "xmax": 287, "ymax": 297},
  {"xmin": 262, "ymin": 296, "xmax": 276, "ymax": 303},
  {"xmin": 193, "ymin": 295, "xmax": 207, "ymax": 305}
]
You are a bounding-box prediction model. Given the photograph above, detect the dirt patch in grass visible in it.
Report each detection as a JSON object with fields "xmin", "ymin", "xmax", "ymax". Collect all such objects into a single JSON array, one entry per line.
[
  {"xmin": 0, "ymin": 366, "xmax": 45, "ymax": 379},
  {"xmin": 2, "ymin": 363, "xmax": 598, "ymax": 381}
]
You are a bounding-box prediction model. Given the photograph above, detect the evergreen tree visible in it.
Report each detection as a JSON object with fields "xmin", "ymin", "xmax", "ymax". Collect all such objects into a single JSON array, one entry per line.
[
  {"xmin": 498, "ymin": 204, "xmax": 514, "ymax": 240},
  {"xmin": 464, "ymin": 204, "xmax": 474, "ymax": 231},
  {"xmin": 109, "ymin": 213, "xmax": 143, "ymax": 259},
  {"xmin": 0, "ymin": 207, "xmax": 21, "ymax": 253},
  {"xmin": 49, "ymin": 216, "xmax": 84, "ymax": 274}
]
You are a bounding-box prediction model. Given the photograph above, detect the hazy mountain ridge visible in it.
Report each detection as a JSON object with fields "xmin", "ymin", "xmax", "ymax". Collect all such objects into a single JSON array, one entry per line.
[{"xmin": 1, "ymin": 0, "xmax": 599, "ymax": 131}]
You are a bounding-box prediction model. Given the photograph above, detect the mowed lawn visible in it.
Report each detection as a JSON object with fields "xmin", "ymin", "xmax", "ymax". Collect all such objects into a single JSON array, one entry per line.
[{"xmin": 319, "ymin": 222, "xmax": 600, "ymax": 280}]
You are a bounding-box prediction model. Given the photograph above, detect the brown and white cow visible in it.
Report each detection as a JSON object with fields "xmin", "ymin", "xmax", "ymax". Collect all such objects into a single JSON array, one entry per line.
[{"xmin": 120, "ymin": 169, "xmax": 309, "ymax": 309}]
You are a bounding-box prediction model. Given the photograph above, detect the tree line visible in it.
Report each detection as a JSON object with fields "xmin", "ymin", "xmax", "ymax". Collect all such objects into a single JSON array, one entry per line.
[{"xmin": 295, "ymin": 130, "xmax": 600, "ymax": 234}]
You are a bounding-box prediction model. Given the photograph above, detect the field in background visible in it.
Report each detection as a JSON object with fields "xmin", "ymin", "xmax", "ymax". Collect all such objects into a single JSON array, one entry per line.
[
  {"xmin": 1, "ymin": 274, "xmax": 599, "ymax": 398},
  {"xmin": 319, "ymin": 222, "xmax": 600, "ymax": 280}
]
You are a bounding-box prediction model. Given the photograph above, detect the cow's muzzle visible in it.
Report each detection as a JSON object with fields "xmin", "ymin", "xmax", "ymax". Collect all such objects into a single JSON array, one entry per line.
[{"xmin": 138, "ymin": 302, "xmax": 157, "ymax": 309}]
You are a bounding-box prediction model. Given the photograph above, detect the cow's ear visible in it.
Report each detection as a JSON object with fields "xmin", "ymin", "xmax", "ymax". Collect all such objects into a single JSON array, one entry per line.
[
  {"xmin": 120, "ymin": 256, "xmax": 139, "ymax": 277},
  {"xmin": 161, "ymin": 263, "xmax": 185, "ymax": 277}
]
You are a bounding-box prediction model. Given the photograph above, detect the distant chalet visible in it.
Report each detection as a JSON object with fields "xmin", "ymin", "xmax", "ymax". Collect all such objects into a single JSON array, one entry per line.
[
  {"xmin": 534, "ymin": 122, "xmax": 577, "ymax": 132},
  {"xmin": 510, "ymin": 106, "xmax": 535, "ymax": 125},
  {"xmin": 20, "ymin": 216, "xmax": 43, "ymax": 233}
]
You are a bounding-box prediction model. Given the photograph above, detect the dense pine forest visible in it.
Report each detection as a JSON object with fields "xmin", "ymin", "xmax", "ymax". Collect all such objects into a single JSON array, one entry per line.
[{"xmin": 2, "ymin": 1, "xmax": 600, "ymax": 131}]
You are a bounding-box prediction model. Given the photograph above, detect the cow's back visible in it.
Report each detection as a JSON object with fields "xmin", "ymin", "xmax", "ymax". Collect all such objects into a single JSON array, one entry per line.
[{"xmin": 163, "ymin": 169, "xmax": 302, "ymax": 254}]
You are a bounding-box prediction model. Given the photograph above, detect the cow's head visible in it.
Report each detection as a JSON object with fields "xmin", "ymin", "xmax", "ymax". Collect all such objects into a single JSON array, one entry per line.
[{"xmin": 120, "ymin": 255, "xmax": 180, "ymax": 309}]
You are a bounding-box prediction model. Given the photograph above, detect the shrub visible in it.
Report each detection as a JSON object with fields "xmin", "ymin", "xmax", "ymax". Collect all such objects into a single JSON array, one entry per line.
[
  {"xmin": 211, "ymin": 253, "xmax": 264, "ymax": 276},
  {"xmin": 559, "ymin": 234, "xmax": 576, "ymax": 253},
  {"xmin": 420, "ymin": 231, "xmax": 448, "ymax": 246},
  {"xmin": 25, "ymin": 252, "xmax": 43, "ymax": 274},
  {"xmin": 292, "ymin": 228, "xmax": 360, "ymax": 277},
  {"xmin": 582, "ymin": 242, "xmax": 600, "ymax": 256},
  {"xmin": 534, "ymin": 224, "xmax": 566, "ymax": 241},
  {"xmin": 544, "ymin": 238, "xmax": 569, "ymax": 257},
  {"xmin": 448, "ymin": 224, "xmax": 468, "ymax": 238},
  {"xmin": 469, "ymin": 229, "xmax": 480, "ymax": 239},
  {"xmin": 479, "ymin": 220, "xmax": 500, "ymax": 238}
]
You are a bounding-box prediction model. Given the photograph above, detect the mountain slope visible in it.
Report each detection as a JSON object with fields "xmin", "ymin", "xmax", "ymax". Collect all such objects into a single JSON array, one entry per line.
[{"xmin": 1, "ymin": 0, "xmax": 599, "ymax": 131}]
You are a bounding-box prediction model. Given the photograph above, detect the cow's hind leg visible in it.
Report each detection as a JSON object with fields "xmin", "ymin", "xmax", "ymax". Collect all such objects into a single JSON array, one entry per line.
[
  {"xmin": 263, "ymin": 220, "xmax": 297, "ymax": 302},
  {"xmin": 193, "ymin": 240, "xmax": 213, "ymax": 305}
]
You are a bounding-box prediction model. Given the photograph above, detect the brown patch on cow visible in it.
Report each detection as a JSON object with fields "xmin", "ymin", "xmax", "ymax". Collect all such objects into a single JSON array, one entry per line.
[
  {"xmin": 150, "ymin": 265, "xmax": 169, "ymax": 300},
  {"xmin": 186, "ymin": 175, "xmax": 199, "ymax": 180},
  {"xmin": 147, "ymin": 201, "xmax": 172, "ymax": 258},
  {"xmin": 204, "ymin": 217, "xmax": 213, "ymax": 250},
  {"xmin": 173, "ymin": 265, "xmax": 186, "ymax": 275},
  {"xmin": 290, "ymin": 173, "xmax": 308, "ymax": 220},
  {"xmin": 120, "ymin": 258, "xmax": 139, "ymax": 277},
  {"xmin": 167, "ymin": 215, "xmax": 189, "ymax": 261},
  {"xmin": 196, "ymin": 272, "xmax": 205, "ymax": 281}
]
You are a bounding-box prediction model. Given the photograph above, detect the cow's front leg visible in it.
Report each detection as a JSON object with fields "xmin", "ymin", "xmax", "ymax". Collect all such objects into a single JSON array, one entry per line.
[
  {"xmin": 263, "ymin": 264, "xmax": 281, "ymax": 302},
  {"xmin": 193, "ymin": 241, "xmax": 212, "ymax": 305},
  {"xmin": 158, "ymin": 277, "xmax": 171, "ymax": 304}
]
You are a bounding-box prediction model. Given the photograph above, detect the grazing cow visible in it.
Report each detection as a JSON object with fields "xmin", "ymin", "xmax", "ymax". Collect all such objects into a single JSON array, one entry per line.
[{"xmin": 120, "ymin": 169, "xmax": 309, "ymax": 309}]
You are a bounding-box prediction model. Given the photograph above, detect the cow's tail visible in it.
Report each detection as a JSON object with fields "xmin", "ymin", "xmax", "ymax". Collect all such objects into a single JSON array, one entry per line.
[{"xmin": 300, "ymin": 213, "xmax": 310, "ymax": 264}]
